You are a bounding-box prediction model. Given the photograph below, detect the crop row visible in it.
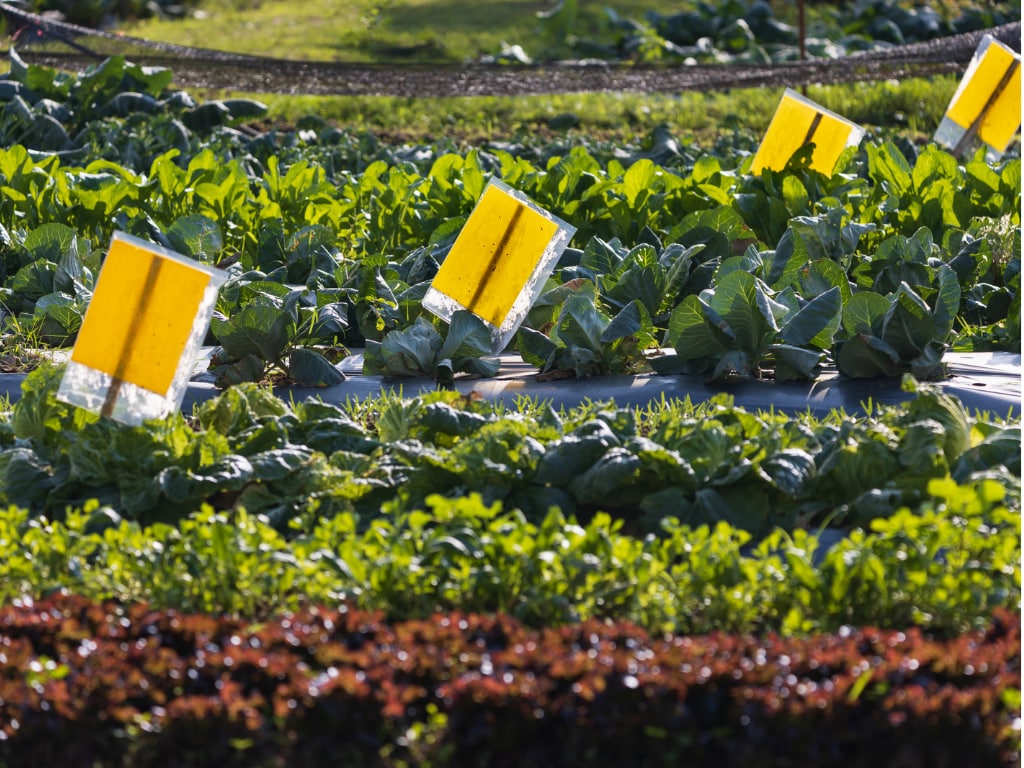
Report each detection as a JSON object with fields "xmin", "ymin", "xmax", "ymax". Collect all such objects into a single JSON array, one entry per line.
[
  {"xmin": 0, "ymin": 53, "xmax": 1020, "ymax": 385},
  {"xmin": 0, "ymin": 482, "xmax": 1017, "ymax": 637},
  {"xmin": 0, "ymin": 592, "xmax": 1018, "ymax": 767},
  {"xmin": 2, "ymin": 364, "xmax": 1019, "ymax": 532}
]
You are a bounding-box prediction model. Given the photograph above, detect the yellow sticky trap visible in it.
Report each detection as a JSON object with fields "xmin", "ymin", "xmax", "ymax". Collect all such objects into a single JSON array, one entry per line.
[
  {"xmin": 935, "ymin": 34, "xmax": 1021, "ymax": 158},
  {"xmin": 750, "ymin": 89, "xmax": 864, "ymax": 175},
  {"xmin": 58, "ymin": 232, "xmax": 226, "ymax": 425},
  {"xmin": 423, "ymin": 178, "xmax": 576, "ymax": 353}
]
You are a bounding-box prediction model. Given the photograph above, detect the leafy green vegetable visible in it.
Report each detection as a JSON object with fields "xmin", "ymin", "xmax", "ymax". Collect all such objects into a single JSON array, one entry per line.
[
  {"xmin": 209, "ymin": 280, "xmax": 346, "ymax": 387},
  {"xmin": 657, "ymin": 270, "xmax": 832, "ymax": 381},
  {"xmin": 363, "ymin": 311, "xmax": 499, "ymax": 383},
  {"xmin": 2, "ymin": 367, "xmax": 1017, "ymax": 539},
  {"xmin": 518, "ymin": 283, "xmax": 655, "ymax": 377},
  {"xmin": 834, "ymin": 282, "xmax": 952, "ymax": 380},
  {"xmin": 0, "ymin": 483, "xmax": 1016, "ymax": 636}
]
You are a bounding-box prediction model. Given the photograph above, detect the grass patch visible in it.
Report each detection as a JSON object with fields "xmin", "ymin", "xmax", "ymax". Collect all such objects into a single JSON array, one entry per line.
[
  {"xmin": 121, "ymin": 0, "xmax": 700, "ymax": 62},
  {"xmin": 201, "ymin": 75, "xmax": 960, "ymax": 145}
]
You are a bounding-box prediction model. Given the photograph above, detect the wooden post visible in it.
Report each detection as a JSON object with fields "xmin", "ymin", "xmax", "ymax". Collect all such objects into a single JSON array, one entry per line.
[
  {"xmin": 799, "ymin": 0, "xmax": 807, "ymax": 95},
  {"xmin": 798, "ymin": 0, "xmax": 806, "ymax": 61}
]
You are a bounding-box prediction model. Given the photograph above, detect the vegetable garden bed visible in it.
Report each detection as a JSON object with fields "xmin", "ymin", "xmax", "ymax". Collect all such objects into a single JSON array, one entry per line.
[
  {"xmin": 0, "ymin": 593, "xmax": 1018, "ymax": 768},
  {"xmin": 0, "ymin": 4, "xmax": 1021, "ymax": 765},
  {"xmin": 0, "ymin": 52, "xmax": 1020, "ymax": 395}
]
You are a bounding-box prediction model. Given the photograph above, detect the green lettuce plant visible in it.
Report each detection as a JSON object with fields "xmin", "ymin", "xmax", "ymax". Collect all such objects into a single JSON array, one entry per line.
[{"xmin": 363, "ymin": 311, "xmax": 499, "ymax": 384}]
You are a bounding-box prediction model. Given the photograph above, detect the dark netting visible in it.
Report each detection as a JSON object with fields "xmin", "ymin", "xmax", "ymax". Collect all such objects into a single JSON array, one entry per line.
[{"xmin": 0, "ymin": 2, "xmax": 1020, "ymax": 97}]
